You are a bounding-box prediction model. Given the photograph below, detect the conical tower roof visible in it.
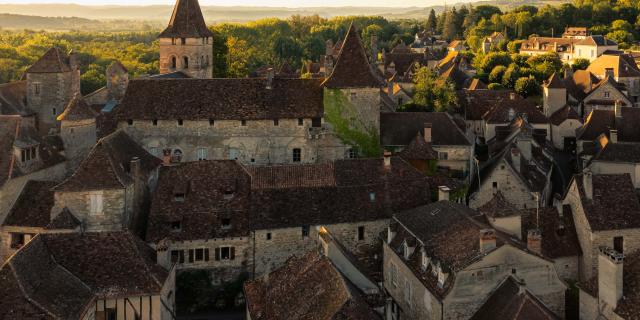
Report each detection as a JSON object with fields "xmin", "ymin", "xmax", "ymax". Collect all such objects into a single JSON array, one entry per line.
[
  {"xmin": 322, "ymin": 23, "xmax": 384, "ymax": 88},
  {"xmin": 57, "ymin": 94, "xmax": 97, "ymax": 121},
  {"xmin": 159, "ymin": 0, "xmax": 214, "ymax": 38}
]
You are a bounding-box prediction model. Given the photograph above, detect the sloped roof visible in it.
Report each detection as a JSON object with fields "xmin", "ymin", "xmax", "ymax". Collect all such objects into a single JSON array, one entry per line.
[
  {"xmin": 471, "ymin": 276, "xmax": 558, "ymax": 320},
  {"xmin": 117, "ymin": 78, "xmax": 324, "ymax": 121},
  {"xmin": 587, "ymin": 53, "xmax": 640, "ymax": 78},
  {"xmin": 0, "ymin": 81, "xmax": 28, "ymax": 115},
  {"xmin": 398, "ymin": 133, "xmax": 438, "ymax": 160},
  {"xmin": 549, "ymin": 105, "xmax": 580, "ymax": 126},
  {"xmin": 543, "ymin": 73, "xmax": 565, "ymax": 89},
  {"xmin": 322, "ymin": 23, "xmax": 384, "ymax": 88},
  {"xmin": 2, "ymin": 180, "xmax": 57, "ymax": 228},
  {"xmin": 483, "ymin": 98, "xmax": 548, "ymax": 124},
  {"xmin": 244, "ymin": 251, "xmax": 381, "ymax": 320},
  {"xmin": 57, "ymin": 94, "xmax": 98, "ymax": 121},
  {"xmin": 477, "ymin": 191, "xmax": 520, "ymax": 218},
  {"xmin": 46, "ymin": 207, "xmax": 81, "ymax": 230},
  {"xmin": 380, "ymin": 112, "xmax": 471, "ymax": 146},
  {"xmin": 158, "ymin": 0, "xmax": 213, "ymax": 38},
  {"xmin": 25, "ymin": 47, "xmax": 73, "ymax": 74},
  {"xmin": 564, "ymin": 70, "xmax": 599, "ymax": 101},
  {"xmin": 575, "ymin": 35, "xmax": 617, "ymax": 47},
  {"xmin": 576, "ymin": 107, "xmax": 640, "ymax": 142}
]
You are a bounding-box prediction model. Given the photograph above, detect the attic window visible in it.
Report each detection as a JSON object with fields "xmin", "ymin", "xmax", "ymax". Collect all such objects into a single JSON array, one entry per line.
[
  {"xmin": 174, "ymin": 193, "xmax": 185, "ymax": 202},
  {"xmin": 222, "ymin": 218, "xmax": 231, "ymax": 229},
  {"xmin": 171, "ymin": 221, "xmax": 181, "ymax": 231},
  {"xmin": 604, "ymin": 91, "xmax": 610, "ymax": 98}
]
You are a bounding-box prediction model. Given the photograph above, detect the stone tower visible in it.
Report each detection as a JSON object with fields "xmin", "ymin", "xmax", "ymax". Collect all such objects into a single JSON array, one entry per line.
[
  {"xmin": 106, "ymin": 61, "xmax": 129, "ymax": 102},
  {"xmin": 25, "ymin": 47, "xmax": 80, "ymax": 134},
  {"xmin": 159, "ymin": 0, "xmax": 214, "ymax": 79},
  {"xmin": 57, "ymin": 94, "xmax": 97, "ymax": 170}
]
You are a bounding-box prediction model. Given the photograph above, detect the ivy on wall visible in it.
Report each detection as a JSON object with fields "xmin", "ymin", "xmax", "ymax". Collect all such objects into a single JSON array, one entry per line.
[{"xmin": 323, "ymin": 89, "xmax": 382, "ymax": 157}]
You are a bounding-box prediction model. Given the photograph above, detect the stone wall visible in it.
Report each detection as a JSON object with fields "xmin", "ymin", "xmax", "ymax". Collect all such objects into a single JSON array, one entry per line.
[
  {"xmin": 551, "ymin": 120, "xmax": 581, "ymax": 149},
  {"xmin": 332, "ymin": 88, "xmax": 381, "ymax": 134},
  {"xmin": 583, "ymin": 80, "xmax": 630, "ymax": 116},
  {"xmin": 52, "ymin": 188, "xmax": 128, "ymax": 232},
  {"xmin": 119, "ymin": 118, "xmax": 347, "ymax": 165},
  {"xmin": 26, "ymin": 71, "xmax": 80, "ymax": 134},
  {"xmin": 159, "ymin": 37, "xmax": 212, "ymax": 79},
  {"xmin": 554, "ymin": 255, "xmax": 580, "ymax": 281},
  {"xmin": 60, "ymin": 119, "xmax": 97, "ymax": 171}
]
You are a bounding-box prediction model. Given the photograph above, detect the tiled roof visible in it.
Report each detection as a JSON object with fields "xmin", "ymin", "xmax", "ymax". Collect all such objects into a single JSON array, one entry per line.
[
  {"xmin": 46, "ymin": 207, "xmax": 81, "ymax": 230},
  {"xmin": 25, "ymin": 47, "xmax": 73, "ymax": 74},
  {"xmin": 116, "ymin": 78, "xmax": 324, "ymax": 121},
  {"xmin": 244, "ymin": 251, "xmax": 381, "ymax": 320},
  {"xmin": 477, "ymin": 191, "xmax": 520, "ymax": 218},
  {"xmin": 593, "ymin": 141, "xmax": 640, "ymax": 163},
  {"xmin": 246, "ymin": 163, "xmax": 336, "ymax": 189},
  {"xmin": 380, "ymin": 112, "xmax": 471, "ymax": 146},
  {"xmin": 549, "ymin": 105, "xmax": 580, "ymax": 126},
  {"xmin": 471, "ymin": 276, "xmax": 559, "ymax": 320},
  {"xmin": 0, "ymin": 115, "xmax": 21, "ymax": 186},
  {"xmin": 438, "ymin": 63, "xmax": 471, "ymax": 90},
  {"xmin": 384, "ymin": 52, "xmax": 428, "ymax": 77},
  {"xmin": 482, "ymin": 98, "xmax": 548, "ymax": 124},
  {"xmin": 457, "ymin": 90, "xmax": 522, "ymax": 121},
  {"xmin": 576, "ymin": 107, "xmax": 640, "ymax": 142},
  {"xmin": 158, "ymin": 0, "xmax": 214, "ymax": 38},
  {"xmin": 146, "ymin": 160, "xmax": 252, "ymax": 242},
  {"xmin": 54, "ymin": 130, "xmax": 161, "ymax": 192},
  {"xmin": 398, "ymin": 133, "xmax": 438, "ymax": 160},
  {"xmin": 616, "ymin": 250, "xmax": 640, "ymax": 318},
  {"xmin": 0, "ymin": 232, "xmax": 169, "ymax": 318},
  {"xmin": 322, "ymin": 23, "xmax": 384, "ymax": 88},
  {"xmin": 57, "ymin": 94, "xmax": 98, "ymax": 121},
  {"xmin": 521, "ymin": 206, "xmax": 582, "ymax": 259},
  {"xmin": 2, "ymin": 180, "xmax": 57, "ymax": 228},
  {"xmin": 575, "ymin": 35, "xmax": 617, "ymax": 46},
  {"xmin": 466, "ymin": 78, "xmax": 487, "ymax": 90},
  {"xmin": 543, "ymin": 73, "xmax": 565, "ymax": 89},
  {"xmin": 587, "ymin": 53, "xmax": 640, "ymax": 78},
  {"xmin": 564, "ymin": 70, "xmax": 599, "ymax": 101},
  {"xmin": 574, "ymin": 173, "xmax": 640, "ymax": 231},
  {"xmin": 0, "ymin": 81, "xmax": 27, "ymax": 116}
]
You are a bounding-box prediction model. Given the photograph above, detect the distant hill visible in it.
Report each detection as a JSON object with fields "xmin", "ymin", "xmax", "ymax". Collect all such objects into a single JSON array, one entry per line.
[{"xmin": 0, "ymin": 14, "xmax": 164, "ymax": 31}]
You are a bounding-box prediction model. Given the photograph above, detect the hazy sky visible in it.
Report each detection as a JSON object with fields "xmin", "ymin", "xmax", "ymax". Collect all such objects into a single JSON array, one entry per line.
[{"xmin": 0, "ymin": 0, "xmax": 476, "ymax": 7}]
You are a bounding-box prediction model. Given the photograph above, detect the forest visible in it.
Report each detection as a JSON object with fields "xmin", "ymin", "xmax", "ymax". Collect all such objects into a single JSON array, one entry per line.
[{"xmin": 0, "ymin": 0, "xmax": 639, "ymax": 95}]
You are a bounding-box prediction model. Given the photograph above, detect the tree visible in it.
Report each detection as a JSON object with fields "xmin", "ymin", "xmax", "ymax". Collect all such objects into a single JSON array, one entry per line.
[
  {"xmin": 488, "ymin": 83, "xmax": 504, "ymax": 90},
  {"xmin": 443, "ymin": 8, "xmax": 460, "ymax": 41},
  {"xmin": 412, "ymin": 67, "xmax": 458, "ymax": 112},
  {"xmin": 211, "ymin": 29, "xmax": 228, "ymax": 77},
  {"xmin": 426, "ymin": 9, "xmax": 437, "ymax": 32},
  {"xmin": 572, "ymin": 58, "xmax": 590, "ymax": 71},
  {"xmin": 514, "ymin": 76, "xmax": 540, "ymax": 97},
  {"xmin": 489, "ymin": 65, "xmax": 507, "ymax": 84},
  {"xmin": 478, "ymin": 52, "xmax": 512, "ymax": 74},
  {"xmin": 502, "ymin": 64, "xmax": 520, "ymax": 88}
]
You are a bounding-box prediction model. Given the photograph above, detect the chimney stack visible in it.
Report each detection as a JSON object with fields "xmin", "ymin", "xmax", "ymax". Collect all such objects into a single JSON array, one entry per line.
[
  {"xmin": 511, "ymin": 147, "xmax": 521, "ymax": 172},
  {"xmin": 527, "ymin": 229, "xmax": 542, "ymax": 254},
  {"xmin": 598, "ymin": 246, "xmax": 624, "ymax": 310},
  {"xmin": 162, "ymin": 149, "xmax": 172, "ymax": 166},
  {"xmin": 383, "ymin": 151, "xmax": 392, "ymax": 169},
  {"xmin": 438, "ymin": 186, "xmax": 451, "ymax": 201},
  {"xmin": 583, "ymin": 170, "xmax": 593, "ymax": 200},
  {"xmin": 424, "ymin": 123, "xmax": 432, "ymax": 143},
  {"xmin": 479, "ymin": 229, "xmax": 497, "ymax": 253}
]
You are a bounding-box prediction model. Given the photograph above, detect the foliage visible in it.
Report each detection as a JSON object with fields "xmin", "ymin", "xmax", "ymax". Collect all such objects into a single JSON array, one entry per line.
[
  {"xmin": 502, "ymin": 64, "xmax": 521, "ymax": 88},
  {"xmin": 412, "ymin": 67, "xmax": 458, "ymax": 112},
  {"xmin": 572, "ymin": 58, "xmax": 590, "ymax": 71},
  {"xmin": 323, "ymin": 89, "xmax": 382, "ymax": 157},
  {"xmin": 488, "ymin": 83, "xmax": 504, "ymax": 90},
  {"xmin": 515, "ymin": 76, "xmax": 540, "ymax": 97},
  {"xmin": 489, "ymin": 65, "xmax": 507, "ymax": 84}
]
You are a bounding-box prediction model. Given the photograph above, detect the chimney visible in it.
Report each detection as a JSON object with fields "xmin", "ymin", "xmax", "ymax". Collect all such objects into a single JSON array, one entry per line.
[
  {"xmin": 527, "ymin": 229, "xmax": 542, "ymax": 254},
  {"xmin": 130, "ymin": 157, "xmax": 141, "ymax": 179},
  {"xmin": 383, "ymin": 151, "xmax": 392, "ymax": 169},
  {"xmin": 598, "ymin": 246, "xmax": 624, "ymax": 310},
  {"xmin": 605, "ymin": 68, "xmax": 615, "ymax": 79},
  {"xmin": 371, "ymin": 34, "xmax": 378, "ymax": 63},
  {"xmin": 610, "ymin": 129, "xmax": 618, "ymax": 143},
  {"xmin": 424, "ymin": 123, "xmax": 432, "ymax": 143},
  {"xmin": 162, "ymin": 148, "xmax": 172, "ymax": 166},
  {"xmin": 511, "ymin": 147, "xmax": 521, "ymax": 172},
  {"xmin": 583, "ymin": 170, "xmax": 593, "ymax": 200},
  {"xmin": 266, "ymin": 68, "xmax": 275, "ymax": 89},
  {"xmin": 479, "ymin": 229, "xmax": 497, "ymax": 253},
  {"xmin": 438, "ymin": 186, "xmax": 451, "ymax": 201}
]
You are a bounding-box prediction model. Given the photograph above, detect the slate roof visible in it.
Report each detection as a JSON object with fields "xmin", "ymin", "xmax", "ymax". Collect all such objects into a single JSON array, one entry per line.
[
  {"xmin": 574, "ymin": 173, "xmax": 640, "ymax": 231},
  {"xmin": 158, "ymin": 0, "xmax": 213, "ymax": 38},
  {"xmin": 116, "ymin": 78, "xmax": 324, "ymax": 121},
  {"xmin": 593, "ymin": 141, "xmax": 640, "ymax": 163},
  {"xmin": 244, "ymin": 251, "xmax": 381, "ymax": 320},
  {"xmin": 54, "ymin": 130, "xmax": 161, "ymax": 192},
  {"xmin": 587, "ymin": 53, "xmax": 640, "ymax": 78},
  {"xmin": 57, "ymin": 94, "xmax": 98, "ymax": 121},
  {"xmin": 2, "ymin": 180, "xmax": 57, "ymax": 228},
  {"xmin": 0, "ymin": 232, "xmax": 169, "ymax": 318},
  {"xmin": 549, "ymin": 105, "xmax": 580, "ymax": 126},
  {"xmin": 576, "ymin": 107, "xmax": 640, "ymax": 142},
  {"xmin": 471, "ymin": 276, "xmax": 558, "ymax": 320},
  {"xmin": 25, "ymin": 47, "xmax": 73, "ymax": 74},
  {"xmin": 322, "ymin": 23, "xmax": 384, "ymax": 88},
  {"xmin": 615, "ymin": 250, "xmax": 640, "ymax": 318},
  {"xmin": 380, "ymin": 112, "xmax": 471, "ymax": 146}
]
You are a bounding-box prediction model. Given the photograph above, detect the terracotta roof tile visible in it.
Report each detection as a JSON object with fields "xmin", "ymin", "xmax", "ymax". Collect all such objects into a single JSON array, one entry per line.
[
  {"xmin": 246, "ymin": 163, "xmax": 336, "ymax": 189},
  {"xmin": 158, "ymin": 0, "xmax": 214, "ymax": 38}
]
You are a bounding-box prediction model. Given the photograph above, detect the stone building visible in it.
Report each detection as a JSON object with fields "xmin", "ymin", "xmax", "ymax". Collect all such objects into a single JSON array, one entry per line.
[
  {"xmin": 57, "ymin": 94, "xmax": 98, "ymax": 170},
  {"xmin": 243, "ymin": 251, "xmax": 381, "ymax": 320},
  {"xmin": 562, "ymin": 27, "xmax": 588, "ymax": 39},
  {"xmin": 587, "ymin": 52, "xmax": 640, "ymax": 105},
  {"xmin": 561, "ymin": 172, "xmax": 640, "ymax": 281},
  {"xmin": 147, "ymin": 156, "xmax": 431, "ymax": 280},
  {"xmin": 384, "ymin": 200, "xmax": 567, "ymax": 320},
  {"xmin": 519, "ymin": 35, "xmax": 617, "ymax": 63},
  {"xmin": 481, "ymin": 31, "xmax": 506, "ymax": 53},
  {"xmin": 24, "ymin": 47, "xmax": 81, "ymax": 134},
  {"xmin": 456, "ymin": 89, "xmax": 523, "ymax": 142},
  {"xmin": 586, "ymin": 136, "xmax": 640, "ymax": 188},
  {"xmin": 542, "ymin": 73, "xmax": 583, "ymax": 150},
  {"xmin": 0, "ymin": 232, "xmax": 175, "ymax": 320},
  {"xmin": 52, "ymin": 130, "xmax": 161, "ymax": 233},
  {"xmin": 382, "ymin": 42, "xmax": 430, "ymax": 79},
  {"xmin": 575, "ymin": 105, "xmax": 640, "ymax": 154},
  {"xmin": 380, "ymin": 112, "xmax": 474, "ymax": 181},
  {"xmin": 158, "ymin": 0, "xmax": 213, "ymax": 78},
  {"xmin": 480, "ymin": 93, "xmax": 550, "ymax": 141},
  {"xmin": 84, "ymin": 60, "xmax": 130, "ymax": 106},
  {"xmin": 573, "ymin": 36, "xmax": 619, "ymax": 62}
]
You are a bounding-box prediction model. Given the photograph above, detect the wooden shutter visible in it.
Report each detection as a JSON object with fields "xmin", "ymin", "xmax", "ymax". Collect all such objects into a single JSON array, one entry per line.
[
  {"xmin": 230, "ymin": 247, "xmax": 235, "ymax": 260},
  {"xmin": 188, "ymin": 249, "xmax": 194, "ymax": 263},
  {"xmin": 204, "ymin": 248, "xmax": 210, "ymax": 261},
  {"xmin": 215, "ymin": 247, "xmax": 221, "ymax": 261}
]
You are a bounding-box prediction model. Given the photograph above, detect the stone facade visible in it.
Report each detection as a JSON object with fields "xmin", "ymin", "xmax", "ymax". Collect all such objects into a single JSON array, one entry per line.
[
  {"xmin": 159, "ymin": 37, "xmax": 212, "ymax": 78},
  {"xmin": 60, "ymin": 117, "xmax": 97, "ymax": 170},
  {"xmin": 551, "ymin": 119, "xmax": 581, "ymax": 150},
  {"xmin": 51, "ymin": 188, "xmax": 131, "ymax": 232},
  {"xmin": 582, "ymin": 79, "xmax": 631, "ymax": 116}
]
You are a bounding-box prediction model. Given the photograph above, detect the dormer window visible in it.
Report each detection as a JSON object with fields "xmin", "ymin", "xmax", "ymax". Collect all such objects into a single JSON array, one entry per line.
[
  {"xmin": 222, "ymin": 218, "xmax": 231, "ymax": 229},
  {"xmin": 174, "ymin": 192, "xmax": 185, "ymax": 202},
  {"xmin": 171, "ymin": 221, "xmax": 181, "ymax": 231},
  {"xmin": 20, "ymin": 146, "xmax": 37, "ymax": 163}
]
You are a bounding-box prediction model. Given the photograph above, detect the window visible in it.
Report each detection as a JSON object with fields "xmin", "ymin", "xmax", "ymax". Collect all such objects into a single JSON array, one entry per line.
[
  {"xmin": 152, "ymin": 119, "xmax": 158, "ymax": 126},
  {"xmin": 215, "ymin": 246, "xmax": 235, "ymax": 260},
  {"xmin": 197, "ymin": 147, "xmax": 208, "ymax": 161},
  {"xmin": 438, "ymin": 152, "xmax": 448, "ymax": 160},
  {"xmin": 350, "ymin": 92, "xmax": 356, "ymax": 100},
  {"xmin": 358, "ymin": 226, "xmax": 365, "ymax": 241},
  {"xmin": 511, "ymin": 268, "xmax": 517, "ymax": 274},
  {"xmin": 311, "ymin": 117, "xmax": 321, "ymax": 127},
  {"xmin": 604, "ymin": 91, "xmax": 610, "ymax": 98},
  {"xmin": 21, "ymin": 147, "xmax": 37, "ymax": 162},
  {"xmin": 195, "ymin": 248, "xmax": 204, "ymax": 261},
  {"xmin": 177, "ymin": 119, "xmax": 183, "ymax": 126},
  {"xmin": 172, "ymin": 149, "xmax": 183, "ymax": 163},
  {"xmin": 183, "ymin": 56, "xmax": 189, "ymax": 69},
  {"xmin": 33, "ymin": 82, "xmax": 40, "ymax": 95},
  {"xmin": 171, "ymin": 250, "xmax": 185, "ymax": 263},
  {"xmin": 302, "ymin": 225, "xmax": 310, "ymax": 238},
  {"xmin": 171, "ymin": 56, "xmax": 177, "ymax": 69},
  {"xmin": 127, "ymin": 119, "xmax": 133, "ymax": 126},
  {"xmin": 171, "ymin": 220, "xmax": 181, "ymax": 231},
  {"xmin": 181, "ymin": 38, "xmax": 186, "ymax": 45},
  {"xmin": 298, "ymin": 118, "xmax": 304, "ymax": 126},
  {"xmin": 369, "ymin": 192, "xmax": 376, "ymax": 202},
  {"xmin": 241, "ymin": 120, "xmax": 247, "ymax": 126},
  {"xmin": 172, "ymin": 38, "xmax": 176, "ymax": 45},
  {"xmin": 273, "ymin": 119, "xmax": 279, "ymax": 126},
  {"xmin": 106, "ymin": 308, "xmax": 117, "ymax": 320},
  {"xmin": 223, "ymin": 190, "xmax": 234, "ymax": 200},
  {"xmin": 222, "ymin": 218, "xmax": 231, "ymax": 229},
  {"xmin": 89, "ymin": 192, "xmax": 104, "ymax": 215},
  {"xmin": 266, "ymin": 232, "xmax": 272, "ymax": 240},
  {"xmin": 348, "ymin": 148, "xmax": 357, "ymax": 159},
  {"xmin": 209, "ymin": 119, "xmax": 215, "ymax": 126},
  {"xmin": 614, "ymin": 236, "xmax": 624, "ymax": 253},
  {"xmin": 10, "ymin": 233, "xmax": 25, "ymax": 249},
  {"xmin": 174, "ymin": 192, "xmax": 185, "ymax": 202},
  {"xmin": 292, "ymin": 148, "xmax": 301, "ymax": 162},
  {"xmin": 492, "ymin": 182, "xmax": 498, "ymax": 189},
  {"xmin": 390, "ymin": 262, "xmax": 398, "ymax": 287},
  {"xmin": 52, "ymin": 108, "xmax": 56, "ymax": 116}
]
